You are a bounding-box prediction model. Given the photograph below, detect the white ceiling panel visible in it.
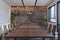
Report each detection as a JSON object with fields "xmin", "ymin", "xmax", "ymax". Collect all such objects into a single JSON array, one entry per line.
[
  {"xmin": 36, "ymin": 0, "xmax": 54, "ymax": 6},
  {"xmin": 23, "ymin": 0, "xmax": 35, "ymax": 6},
  {"xmin": 3, "ymin": 0, "xmax": 23, "ymax": 6},
  {"xmin": 3, "ymin": 0, "xmax": 55, "ymax": 6}
]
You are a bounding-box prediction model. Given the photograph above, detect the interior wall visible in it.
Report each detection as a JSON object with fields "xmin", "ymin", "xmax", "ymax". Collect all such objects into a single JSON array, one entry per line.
[
  {"xmin": 0, "ymin": 0, "xmax": 11, "ymax": 26},
  {"xmin": 11, "ymin": 6, "xmax": 47, "ymax": 12},
  {"xmin": 11, "ymin": 6, "xmax": 47, "ymax": 26}
]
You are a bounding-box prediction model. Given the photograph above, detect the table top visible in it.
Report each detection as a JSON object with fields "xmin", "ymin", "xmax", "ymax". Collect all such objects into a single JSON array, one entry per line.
[
  {"xmin": 18, "ymin": 23, "xmax": 41, "ymax": 28},
  {"xmin": 5, "ymin": 23, "xmax": 54, "ymax": 38}
]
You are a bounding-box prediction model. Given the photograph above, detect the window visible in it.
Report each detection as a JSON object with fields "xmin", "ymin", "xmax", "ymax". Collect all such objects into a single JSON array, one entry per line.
[
  {"xmin": 48, "ymin": 5, "xmax": 56, "ymax": 22},
  {"xmin": 51, "ymin": 6, "xmax": 55, "ymax": 19}
]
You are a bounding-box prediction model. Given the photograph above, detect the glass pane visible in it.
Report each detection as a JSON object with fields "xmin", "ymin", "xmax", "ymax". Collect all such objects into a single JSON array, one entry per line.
[{"xmin": 51, "ymin": 6, "xmax": 55, "ymax": 18}]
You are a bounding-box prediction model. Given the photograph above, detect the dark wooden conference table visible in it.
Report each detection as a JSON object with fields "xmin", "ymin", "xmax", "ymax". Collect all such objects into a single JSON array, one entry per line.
[{"xmin": 4, "ymin": 23, "xmax": 54, "ymax": 40}]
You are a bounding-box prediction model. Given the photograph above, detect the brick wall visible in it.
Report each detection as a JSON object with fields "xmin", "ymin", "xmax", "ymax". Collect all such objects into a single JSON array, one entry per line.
[{"xmin": 11, "ymin": 6, "xmax": 47, "ymax": 26}]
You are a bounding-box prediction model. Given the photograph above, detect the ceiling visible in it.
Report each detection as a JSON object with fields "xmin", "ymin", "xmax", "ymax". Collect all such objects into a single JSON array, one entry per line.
[{"xmin": 3, "ymin": 0, "xmax": 55, "ymax": 6}]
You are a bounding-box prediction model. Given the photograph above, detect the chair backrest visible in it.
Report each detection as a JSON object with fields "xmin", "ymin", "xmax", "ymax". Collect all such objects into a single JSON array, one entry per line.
[
  {"xmin": 47, "ymin": 22, "xmax": 56, "ymax": 34},
  {"xmin": 8, "ymin": 24, "xmax": 12, "ymax": 31},
  {"xmin": 0, "ymin": 26, "xmax": 4, "ymax": 35},
  {"xmin": 2, "ymin": 24, "xmax": 8, "ymax": 33},
  {"xmin": 8, "ymin": 24, "xmax": 15, "ymax": 31},
  {"xmin": 11, "ymin": 24, "xmax": 14, "ymax": 29}
]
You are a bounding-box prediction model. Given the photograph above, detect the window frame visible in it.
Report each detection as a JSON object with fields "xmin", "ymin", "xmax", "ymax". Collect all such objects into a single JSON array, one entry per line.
[
  {"xmin": 57, "ymin": 1, "xmax": 60, "ymax": 36},
  {"xmin": 48, "ymin": 4, "xmax": 56, "ymax": 22},
  {"xmin": 49, "ymin": 4, "xmax": 56, "ymax": 19}
]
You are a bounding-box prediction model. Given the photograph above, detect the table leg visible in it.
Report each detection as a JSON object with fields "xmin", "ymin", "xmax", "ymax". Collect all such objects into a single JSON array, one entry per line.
[
  {"xmin": 14, "ymin": 38, "xmax": 16, "ymax": 40},
  {"xmin": 0, "ymin": 37, "xmax": 2, "ymax": 40},
  {"xmin": 51, "ymin": 24, "xmax": 54, "ymax": 35},
  {"xmin": 42, "ymin": 38, "xmax": 45, "ymax": 40}
]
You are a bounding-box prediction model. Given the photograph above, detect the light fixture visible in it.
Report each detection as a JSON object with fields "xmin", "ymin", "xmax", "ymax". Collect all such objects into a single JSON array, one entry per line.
[{"xmin": 26, "ymin": 8, "xmax": 32, "ymax": 14}]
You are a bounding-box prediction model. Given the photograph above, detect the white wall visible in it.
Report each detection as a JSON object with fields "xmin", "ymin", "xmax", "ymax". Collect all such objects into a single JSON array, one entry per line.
[{"xmin": 0, "ymin": 0, "xmax": 11, "ymax": 26}]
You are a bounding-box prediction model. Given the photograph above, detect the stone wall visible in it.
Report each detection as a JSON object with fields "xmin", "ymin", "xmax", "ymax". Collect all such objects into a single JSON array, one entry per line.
[{"xmin": 11, "ymin": 6, "xmax": 47, "ymax": 26}]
